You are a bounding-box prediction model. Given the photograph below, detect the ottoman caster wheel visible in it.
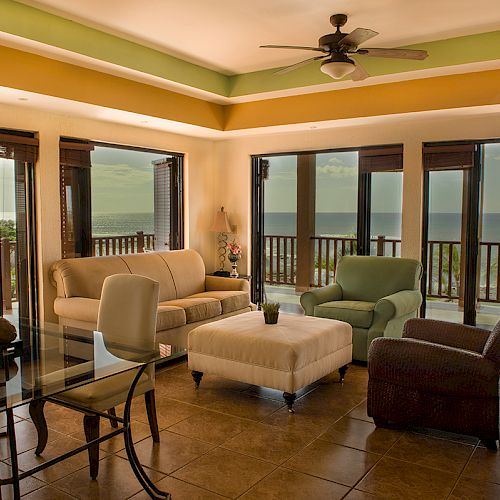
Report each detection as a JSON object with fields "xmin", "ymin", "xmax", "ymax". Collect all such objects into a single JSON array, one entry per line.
[
  {"xmin": 339, "ymin": 364, "xmax": 348, "ymax": 383},
  {"xmin": 283, "ymin": 392, "xmax": 296, "ymax": 413},
  {"xmin": 191, "ymin": 370, "xmax": 203, "ymax": 389}
]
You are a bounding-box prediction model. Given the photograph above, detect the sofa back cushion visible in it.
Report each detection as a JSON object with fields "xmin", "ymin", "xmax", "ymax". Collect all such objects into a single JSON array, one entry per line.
[
  {"xmin": 337, "ymin": 256, "xmax": 422, "ymax": 302},
  {"xmin": 119, "ymin": 253, "xmax": 177, "ymax": 302},
  {"xmin": 51, "ymin": 255, "xmax": 130, "ymax": 299},
  {"xmin": 158, "ymin": 249, "xmax": 206, "ymax": 298}
]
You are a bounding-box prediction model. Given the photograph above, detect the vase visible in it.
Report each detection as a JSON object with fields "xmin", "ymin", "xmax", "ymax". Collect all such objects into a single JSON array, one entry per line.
[
  {"xmin": 264, "ymin": 311, "xmax": 279, "ymax": 324},
  {"xmin": 228, "ymin": 254, "xmax": 240, "ymax": 278}
]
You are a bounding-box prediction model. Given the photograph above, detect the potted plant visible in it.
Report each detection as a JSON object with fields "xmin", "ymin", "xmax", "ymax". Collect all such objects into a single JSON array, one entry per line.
[
  {"xmin": 261, "ymin": 302, "xmax": 280, "ymax": 324},
  {"xmin": 227, "ymin": 241, "xmax": 242, "ymax": 278}
]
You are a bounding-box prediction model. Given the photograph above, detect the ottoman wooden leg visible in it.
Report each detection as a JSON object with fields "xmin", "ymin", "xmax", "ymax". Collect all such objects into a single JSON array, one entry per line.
[
  {"xmin": 192, "ymin": 370, "xmax": 204, "ymax": 389},
  {"xmin": 339, "ymin": 364, "xmax": 349, "ymax": 383},
  {"xmin": 283, "ymin": 392, "xmax": 296, "ymax": 413}
]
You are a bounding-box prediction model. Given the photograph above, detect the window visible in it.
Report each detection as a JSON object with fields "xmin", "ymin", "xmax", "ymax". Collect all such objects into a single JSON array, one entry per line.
[{"xmin": 59, "ymin": 139, "xmax": 183, "ymax": 258}]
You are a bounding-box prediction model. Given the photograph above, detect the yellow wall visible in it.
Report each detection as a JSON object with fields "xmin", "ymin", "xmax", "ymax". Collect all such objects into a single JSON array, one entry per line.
[{"xmin": 0, "ymin": 102, "xmax": 217, "ymax": 322}]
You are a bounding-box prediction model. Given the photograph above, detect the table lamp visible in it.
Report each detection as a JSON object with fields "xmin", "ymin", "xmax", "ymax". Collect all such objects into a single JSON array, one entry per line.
[{"xmin": 210, "ymin": 206, "xmax": 232, "ymax": 276}]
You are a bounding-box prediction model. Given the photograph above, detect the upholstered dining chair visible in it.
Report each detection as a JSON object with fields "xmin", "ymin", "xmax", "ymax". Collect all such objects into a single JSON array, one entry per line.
[
  {"xmin": 30, "ymin": 274, "xmax": 161, "ymax": 479},
  {"xmin": 368, "ymin": 318, "xmax": 500, "ymax": 450}
]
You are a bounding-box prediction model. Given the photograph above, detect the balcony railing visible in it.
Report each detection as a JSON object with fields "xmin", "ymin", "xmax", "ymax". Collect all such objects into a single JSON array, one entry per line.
[
  {"xmin": 92, "ymin": 231, "xmax": 155, "ymax": 256},
  {"xmin": 0, "ymin": 238, "xmax": 17, "ymax": 310},
  {"xmin": 264, "ymin": 234, "xmax": 500, "ymax": 304}
]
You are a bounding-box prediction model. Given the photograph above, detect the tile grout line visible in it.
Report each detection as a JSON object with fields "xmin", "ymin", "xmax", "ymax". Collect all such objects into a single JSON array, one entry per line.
[{"xmin": 444, "ymin": 440, "xmax": 480, "ymax": 500}]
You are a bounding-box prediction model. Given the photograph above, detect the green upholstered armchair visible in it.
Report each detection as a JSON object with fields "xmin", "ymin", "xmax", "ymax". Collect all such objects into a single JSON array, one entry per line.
[{"xmin": 300, "ymin": 256, "xmax": 423, "ymax": 361}]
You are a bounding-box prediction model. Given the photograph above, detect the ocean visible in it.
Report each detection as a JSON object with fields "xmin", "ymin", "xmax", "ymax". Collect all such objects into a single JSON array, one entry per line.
[
  {"xmin": 91, "ymin": 211, "xmax": 500, "ymax": 242},
  {"xmin": 264, "ymin": 212, "xmax": 500, "ymax": 242},
  {"xmin": 92, "ymin": 212, "xmax": 154, "ymax": 236}
]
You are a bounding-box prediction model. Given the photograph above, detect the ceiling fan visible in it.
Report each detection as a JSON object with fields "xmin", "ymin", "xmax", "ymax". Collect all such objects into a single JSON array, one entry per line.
[{"xmin": 260, "ymin": 14, "xmax": 428, "ymax": 80}]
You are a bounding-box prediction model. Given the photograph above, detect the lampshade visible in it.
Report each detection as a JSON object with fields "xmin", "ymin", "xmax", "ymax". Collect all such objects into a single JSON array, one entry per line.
[
  {"xmin": 320, "ymin": 59, "xmax": 356, "ymax": 79},
  {"xmin": 210, "ymin": 206, "xmax": 232, "ymax": 233}
]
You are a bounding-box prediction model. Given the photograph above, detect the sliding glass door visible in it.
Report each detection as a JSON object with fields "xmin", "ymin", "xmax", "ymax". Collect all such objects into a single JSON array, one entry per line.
[
  {"xmin": 477, "ymin": 143, "xmax": 500, "ymax": 328},
  {"xmin": 0, "ymin": 131, "xmax": 38, "ymax": 329},
  {"xmin": 421, "ymin": 143, "xmax": 480, "ymax": 325},
  {"xmin": 252, "ymin": 145, "xmax": 403, "ymax": 307}
]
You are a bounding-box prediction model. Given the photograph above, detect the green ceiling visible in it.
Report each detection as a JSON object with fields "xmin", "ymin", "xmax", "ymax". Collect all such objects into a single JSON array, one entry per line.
[{"xmin": 1, "ymin": 0, "xmax": 499, "ymax": 98}]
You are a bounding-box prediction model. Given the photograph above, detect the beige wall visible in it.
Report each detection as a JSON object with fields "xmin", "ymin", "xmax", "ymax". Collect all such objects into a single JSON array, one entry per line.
[
  {"xmin": 2, "ymin": 102, "xmax": 499, "ymax": 322},
  {"xmin": 0, "ymin": 103, "xmax": 216, "ymax": 322},
  {"xmin": 214, "ymin": 110, "xmax": 500, "ymax": 274}
]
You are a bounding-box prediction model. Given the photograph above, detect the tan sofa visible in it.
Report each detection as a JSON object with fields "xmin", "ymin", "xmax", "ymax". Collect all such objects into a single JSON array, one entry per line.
[{"xmin": 50, "ymin": 249, "xmax": 253, "ymax": 347}]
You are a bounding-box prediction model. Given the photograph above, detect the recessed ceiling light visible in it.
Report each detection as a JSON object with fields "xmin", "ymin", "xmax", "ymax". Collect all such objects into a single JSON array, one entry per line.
[{"xmin": 17, "ymin": 97, "xmax": 29, "ymax": 101}]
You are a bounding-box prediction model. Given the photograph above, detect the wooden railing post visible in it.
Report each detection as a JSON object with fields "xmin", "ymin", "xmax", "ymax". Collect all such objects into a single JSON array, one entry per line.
[
  {"xmin": 1, "ymin": 238, "xmax": 13, "ymax": 311},
  {"xmin": 136, "ymin": 231, "xmax": 145, "ymax": 253},
  {"xmin": 376, "ymin": 235, "xmax": 385, "ymax": 256}
]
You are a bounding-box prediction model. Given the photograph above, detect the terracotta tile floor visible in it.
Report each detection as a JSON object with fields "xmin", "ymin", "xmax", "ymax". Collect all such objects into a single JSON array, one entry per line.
[{"xmin": 1, "ymin": 360, "xmax": 499, "ymax": 499}]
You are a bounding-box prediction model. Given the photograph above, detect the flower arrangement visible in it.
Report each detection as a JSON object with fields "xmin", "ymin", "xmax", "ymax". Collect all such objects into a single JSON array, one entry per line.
[
  {"xmin": 261, "ymin": 302, "xmax": 280, "ymax": 324},
  {"xmin": 227, "ymin": 241, "xmax": 242, "ymax": 262}
]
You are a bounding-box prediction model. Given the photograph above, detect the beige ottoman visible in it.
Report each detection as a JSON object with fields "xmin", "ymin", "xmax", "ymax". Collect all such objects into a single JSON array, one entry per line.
[{"xmin": 188, "ymin": 311, "xmax": 352, "ymax": 411}]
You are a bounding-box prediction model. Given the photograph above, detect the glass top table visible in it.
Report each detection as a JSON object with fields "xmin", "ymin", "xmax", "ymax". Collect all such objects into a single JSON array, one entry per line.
[{"xmin": 1, "ymin": 321, "xmax": 186, "ymax": 499}]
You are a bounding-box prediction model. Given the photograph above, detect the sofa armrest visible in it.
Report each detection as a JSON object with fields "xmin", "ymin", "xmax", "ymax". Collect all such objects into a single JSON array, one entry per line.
[
  {"xmin": 368, "ymin": 337, "xmax": 498, "ymax": 398},
  {"xmin": 402, "ymin": 318, "xmax": 490, "ymax": 354},
  {"xmin": 205, "ymin": 275, "xmax": 249, "ymax": 293},
  {"xmin": 54, "ymin": 297, "xmax": 100, "ymax": 324},
  {"xmin": 300, "ymin": 284, "xmax": 342, "ymax": 316}
]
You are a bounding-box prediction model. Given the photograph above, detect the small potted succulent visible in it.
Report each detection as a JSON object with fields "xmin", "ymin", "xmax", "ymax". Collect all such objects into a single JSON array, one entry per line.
[{"xmin": 261, "ymin": 302, "xmax": 280, "ymax": 324}]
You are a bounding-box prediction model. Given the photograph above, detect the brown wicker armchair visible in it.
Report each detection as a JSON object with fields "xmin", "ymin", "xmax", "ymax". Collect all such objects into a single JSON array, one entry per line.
[{"xmin": 367, "ymin": 318, "xmax": 500, "ymax": 450}]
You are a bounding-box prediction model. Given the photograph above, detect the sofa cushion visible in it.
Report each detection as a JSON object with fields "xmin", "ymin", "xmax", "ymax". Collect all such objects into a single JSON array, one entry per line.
[
  {"xmin": 51, "ymin": 256, "xmax": 130, "ymax": 299},
  {"xmin": 120, "ymin": 253, "xmax": 176, "ymax": 302},
  {"xmin": 162, "ymin": 298, "xmax": 221, "ymax": 323},
  {"xmin": 314, "ymin": 300, "xmax": 375, "ymax": 329},
  {"xmin": 157, "ymin": 249, "xmax": 206, "ymax": 298},
  {"xmin": 54, "ymin": 297, "xmax": 100, "ymax": 323},
  {"xmin": 156, "ymin": 305, "xmax": 186, "ymax": 331},
  {"xmin": 189, "ymin": 291, "xmax": 250, "ymax": 314}
]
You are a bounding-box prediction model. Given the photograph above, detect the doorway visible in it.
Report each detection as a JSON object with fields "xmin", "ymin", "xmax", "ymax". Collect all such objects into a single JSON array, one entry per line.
[{"xmin": 0, "ymin": 131, "xmax": 38, "ymax": 329}]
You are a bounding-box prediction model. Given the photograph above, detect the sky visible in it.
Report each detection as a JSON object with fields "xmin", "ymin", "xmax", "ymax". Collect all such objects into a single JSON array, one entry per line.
[
  {"xmin": 1, "ymin": 144, "xmax": 500, "ymax": 221},
  {"xmin": 263, "ymin": 143, "xmax": 500, "ymax": 214},
  {"xmin": 90, "ymin": 146, "xmax": 168, "ymax": 214}
]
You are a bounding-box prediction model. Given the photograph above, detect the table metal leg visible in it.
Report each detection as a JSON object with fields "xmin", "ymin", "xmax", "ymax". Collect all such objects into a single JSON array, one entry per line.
[
  {"xmin": 6, "ymin": 408, "xmax": 20, "ymax": 500},
  {"xmin": 123, "ymin": 364, "xmax": 170, "ymax": 500}
]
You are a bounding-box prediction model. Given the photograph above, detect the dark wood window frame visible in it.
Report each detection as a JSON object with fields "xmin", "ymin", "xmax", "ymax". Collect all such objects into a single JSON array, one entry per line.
[
  {"xmin": 251, "ymin": 144, "xmax": 403, "ymax": 302},
  {"xmin": 59, "ymin": 138, "xmax": 184, "ymax": 258},
  {"xmin": 0, "ymin": 129, "xmax": 39, "ymax": 330},
  {"xmin": 421, "ymin": 141, "xmax": 481, "ymax": 324}
]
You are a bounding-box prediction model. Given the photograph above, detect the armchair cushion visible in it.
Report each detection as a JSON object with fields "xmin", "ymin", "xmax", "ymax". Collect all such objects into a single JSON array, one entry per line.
[
  {"xmin": 314, "ymin": 301, "xmax": 375, "ymax": 328},
  {"xmin": 369, "ymin": 337, "xmax": 499, "ymax": 398}
]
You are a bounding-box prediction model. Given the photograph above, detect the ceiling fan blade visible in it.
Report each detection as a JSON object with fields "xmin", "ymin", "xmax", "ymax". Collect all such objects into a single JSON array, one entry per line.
[
  {"xmin": 358, "ymin": 47, "xmax": 428, "ymax": 60},
  {"xmin": 275, "ymin": 55, "xmax": 328, "ymax": 75},
  {"xmin": 260, "ymin": 44, "xmax": 327, "ymax": 52},
  {"xmin": 340, "ymin": 28, "xmax": 378, "ymax": 49},
  {"xmin": 350, "ymin": 61, "xmax": 370, "ymax": 81}
]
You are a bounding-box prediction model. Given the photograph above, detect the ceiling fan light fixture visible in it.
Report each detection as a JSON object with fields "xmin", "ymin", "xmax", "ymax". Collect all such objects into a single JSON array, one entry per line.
[{"xmin": 320, "ymin": 59, "xmax": 356, "ymax": 79}]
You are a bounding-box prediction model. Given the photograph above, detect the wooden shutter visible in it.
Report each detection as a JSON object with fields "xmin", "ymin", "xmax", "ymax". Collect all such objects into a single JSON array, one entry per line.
[
  {"xmin": 0, "ymin": 132, "xmax": 38, "ymax": 163},
  {"xmin": 59, "ymin": 140, "xmax": 94, "ymax": 258},
  {"xmin": 423, "ymin": 144, "xmax": 475, "ymax": 171},
  {"xmin": 359, "ymin": 145, "xmax": 403, "ymax": 173}
]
